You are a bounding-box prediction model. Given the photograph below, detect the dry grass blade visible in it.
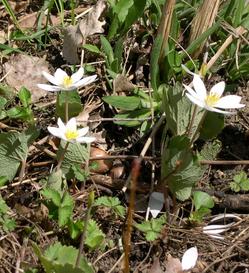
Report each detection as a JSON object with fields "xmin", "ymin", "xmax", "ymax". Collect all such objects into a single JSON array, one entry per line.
[
  {"xmin": 189, "ymin": 0, "xmax": 220, "ymax": 58},
  {"xmin": 157, "ymin": 0, "xmax": 176, "ymax": 62}
]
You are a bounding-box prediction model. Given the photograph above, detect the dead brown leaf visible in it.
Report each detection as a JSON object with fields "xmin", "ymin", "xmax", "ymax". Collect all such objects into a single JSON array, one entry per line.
[
  {"xmin": 148, "ymin": 258, "xmax": 164, "ymax": 273},
  {"xmin": 164, "ymin": 254, "xmax": 182, "ymax": 273},
  {"xmin": 62, "ymin": 0, "xmax": 106, "ymax": 64},
  {"xmin": 114, "ymin": 74, "xmax": 135, "ymax": 93},
  {"xmin": 3, "ymin": 54, "xmax": 52, "ymax": 102},
  {"xmin": 19, "ymin": 12, "xmax": 59, "ymax": 29}
]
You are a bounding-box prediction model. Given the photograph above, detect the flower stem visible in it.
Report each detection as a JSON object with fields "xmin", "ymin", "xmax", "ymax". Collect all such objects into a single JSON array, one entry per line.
[
  {"xmin": 187, "ymin": 104, "xmax": 198, "ymax": 137},
  {"xmin": 189, "ymin": 110, "xmax": 207, "ymax": 147},
  {"xmin": 65, "ymin": 91, "xmax": 69, "ymax": 123},
  {"xmin": 56, "ymin": 142, "xmax": 69, "ymax": 171}
]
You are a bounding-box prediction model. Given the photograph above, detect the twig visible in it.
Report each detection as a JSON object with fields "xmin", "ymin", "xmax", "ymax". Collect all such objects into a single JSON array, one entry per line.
[{"xmin": 107, "ymin": 253, "xmax": 125, "ymax": 273}]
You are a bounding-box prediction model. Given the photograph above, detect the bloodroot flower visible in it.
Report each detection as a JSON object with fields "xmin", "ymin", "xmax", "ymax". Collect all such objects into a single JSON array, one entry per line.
[
  {"xmin": 48, "ymin": 118, "xmax": 95, "ymax": 143},
  {"xmin": 183, "ymin": 74, "xmax": 245, "ymax": 114},
  {"xmin": 38, "ymin": 67, "xmax": 97, "ymax": 92}
]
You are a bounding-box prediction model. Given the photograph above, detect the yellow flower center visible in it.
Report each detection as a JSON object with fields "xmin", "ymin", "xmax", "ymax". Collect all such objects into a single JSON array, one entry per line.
[
  {"xmin": 65, "ymin": 129, "xmax": 79, "ymax": 140},
  {"xmin": 205, "ymin": 93, "xmax": 220, "ymax": 107},
  {"xmin": 63, "ymin": 76, "xmax": 73, "ymax": 88}
]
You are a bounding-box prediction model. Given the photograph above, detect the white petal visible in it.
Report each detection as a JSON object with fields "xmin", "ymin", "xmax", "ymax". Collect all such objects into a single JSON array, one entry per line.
[
  {"xmin": 71, "ymin": 67, "xmax": 84, "ymax": 83},
  {"xmin": 76, "ymin": 136, "xmax": 96, "ymax": 143},
  {"xmin": 37, "ymin": 84, "xmax": 61, "ymax": 92},
  {"xmin": 186, "ymin": 93, "xmax": 206, "ymax": 108},
  {"xmin": 205, "ymin": 105, "xmax": 234, "ymax": 114},
  {"xmin": 54, "ymin": 68, "xmax": 68, "ymax": 85},
  {"xmin": 210, "ymin": 81, "xmax": 225, "ymax": 97},
  {"xmin": 183, "ymin": 84, "xmax": 198, "ymax": 98},
  {"xmin": 181, "ymin": 247, "xmax": 198, "ymax": 271},
  {"xmin": 73, "ymin": 75, "xmax": 97, "ymax": 88},
  {"xmin": 210, "ymin": 213, "xmax": 242, "ymax": 222},
  {"xmin": 48, "ymin": 127, "xmax": 65, "ymax": 139},
  {"xmin": 57, "ymin": 118, "xmax": 66, "ymax": 132},
  {"xmin": 66, "ymin": 118, "xmax": 77, "ymax": 131},
  {"xmin": 42, "ymin": 71, "xmax": 60, "ymax": 85},
  {"xmin": 214, "ymin": 95, "xmax": 245, "ymax": 109},
  {"xmin": 148, "ymin": 192, "xmax": 164, "ymax": 218},
  {"xmin": 193, "ymin": 74, "xmax": 207, "ymax": 100},
  {"xmin": 181, "ymin": 64, "xmax": 196, "ymax": 76},
  {"xmin": 208, "ymin": 234, "xmax": 224, "ymax": 240},
  {"xmin": 77, "ymin": 127, "xmax": 89, "ymax": 137}
]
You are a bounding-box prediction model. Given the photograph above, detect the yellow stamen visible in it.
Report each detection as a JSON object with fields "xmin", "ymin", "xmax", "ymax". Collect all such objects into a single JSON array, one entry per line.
[
  {"xmin": 65, "ymin": 129, "xmax": 79, "ymax": 140},
  {"xmin": 63, "ymin": 76, "xmax": 73, "ymax": 88},
  {"xmin": 205, "ymin": 93, "xmax": 220, "ymax": 107}
]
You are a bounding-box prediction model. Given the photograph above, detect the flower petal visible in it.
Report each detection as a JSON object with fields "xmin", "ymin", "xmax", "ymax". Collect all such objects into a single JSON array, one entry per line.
[
  {"xmin": 42, "ymin": 71, "xmax": 60, "ymax": 85},
  {"xmin": 73, "ymin": 75, "xmax": 97, "ymax": 88},
  {"xmin": 214, "ymin": 95, "xmax": 245, "ymax": 109},
  {"xmin": 206, "ymin": 105, "xmax": 234, "ymax": 114},
  {"xmin": 186, "ymin": 93, "xmax": 206, "ymax": 108},
  {"xmin": 77, "ymin": 127, "xmax": 89, "ymax": 137},
  {"xmin": 54, "ymin": 68, "xmax": 68, "ymax": 85},
  {"xmin": 181, "ymin": 247, "xmax": 198, "ymax": 271},
  {"xmin": 37, "ymin": 84, "xmax": 61, "ymax": 92},
  {"xmin": 66, "ymin": 118, "xmax": 77, "ymax": 131},
  {"xmin": 48, "ymin": 127, "xmax": 65, "ymax": 139},
  {"xmin": 71, "ymin": 67, "xmax": 84, "ymax": 83},
  {"xmin": 76, "ymin": 136, "xmax": 96, "ymax": 143},
  {"xmin": 210, "ymin": 81, "xmax": 225, "ymax": 97},
  {"xmin": 57, "ymin": 118, "xmax": 66, "ymax": 132},
  {"xmin": 193, "ymin": 74, "xmax": 207, "ymax": 100},
  {"xmin": 183, "ymin": 84, "xmax": 198, "ymax": 98}
]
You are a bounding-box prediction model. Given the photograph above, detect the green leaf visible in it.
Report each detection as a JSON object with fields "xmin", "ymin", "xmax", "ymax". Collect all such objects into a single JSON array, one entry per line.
[
  {"xmin": 56, "ymin": 91, "xmax": 83, "ymax": 121},
  {"xmin": 113, "ymin": 0, "xmax": 133, "ymax": 22},
  {"xmin": 68, "ymin": 220, "xmax": 84, "ymax": 240},
  {"xmin": 58, "ymin": 192, "xmax": 74, "ymax": 227},
  {"xmin": 57, "ymin": 142, "xmax": 89, "ymax": 179},
  {"xmin": 42, "ymin": 188, "xmax": 62, "ymax": 207},
  {"xmin": 85, "ymin": 219, "xmax": 105, "ymax": 250},
  {"xmin": 83, "ymin": 44, "xmax": 102, "ymax": 54},
  {"xmin": 94, "ymin": 196, "xmax": 125, "ymax": 218},
  {"xmin": 46, "ymin": 169, "xmax": 68, "ymax": 194},
  {"xmin": 72, "ymin": 165, "xmax": 88, "ymax": 182},
  {"xmin": 150, "ymin": 35, "xmax": 162, "ymax": 92},
  {"xmin": 200, "ymin": 112, "xmax": 224, "ymax": 140},
  {"xmin": 136, "ymin": 215, "xmax": 166, "ymax": 241},
  {"xmin": 114, "ymin": 109, "xmax": 151, "ymax": 127},
  {"xmin": 33, "ymin": 242, "xmax": 94, "ymax": 273},
  {"xmin": 161, "ymin": 83, "xmax": 204, "ymax": 137},
  {"xmin": 122, "ymin": 0, "xmax": 147, "ymax": 35},
  {"xmin": 230, "ymin": 171, "xmax": 249, "ymax": 192},
  {"xmin": 0, "ymin": 195, "xmax": 9, "ymax": 214},
  {"xmin": 0, "ymin": 176, "xmax": 8, "ymax": 187},
  {"xmin": 161, "ymin": 135, "xmax": 202, "ymax": 201},
  {"xmin": 19, "ymin": 87, "xmax": 31, "ymax": 107},
  {"xmin": 0, "ymin": 83, "xmax": 16, "ymax": 100},
  {"xmin": 193, "ymin": 191, "xmax": 214, "ymax": 211},
  {"xmin": 100, "ymin": 35, "xmax": 114, "ymax": 66},
  {"xmin": 0, "ymin": 127, "xmax": 39, "ymax": 181},
  {"xmin": 103, "ymin": 95, "xmax": 141, "ymax": 110}
]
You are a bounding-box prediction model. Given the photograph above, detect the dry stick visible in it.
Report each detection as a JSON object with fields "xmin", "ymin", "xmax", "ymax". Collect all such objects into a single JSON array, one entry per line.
[
  {"xmin": 206, "ymin": 26, "xmax": 247, "ymax": 71},
  {"xmin": 123, "ymin": 158, "xmax": 141, "ymax": 273}
]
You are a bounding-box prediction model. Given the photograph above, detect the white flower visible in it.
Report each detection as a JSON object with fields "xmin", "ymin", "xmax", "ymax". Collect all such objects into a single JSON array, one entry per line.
[
  {"xmin": 181, "ymin": 246, "xmax": 198, "ymax": 271},
  {"xmin": 48, "ymin": 117, "xmax": 95, "ymax": 143},
  {"xmin": 183, "ymin": 74, "xmax": 245, "ymax": 114},
  {"xmin": 37, "ymin": 67, "xmax": 97, "ymax": 92}
]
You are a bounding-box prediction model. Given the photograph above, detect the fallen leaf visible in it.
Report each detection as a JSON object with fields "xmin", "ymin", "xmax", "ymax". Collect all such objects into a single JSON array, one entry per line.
[
  {"xmin": 3, "ymin": 54, "xmax": 52, "ymax": 102},
  {"xmin": 165, "ymin": 254, "xmax": 182, "ymax": 273},
  {"xmin": 114, "ymin": 74, "xmax": 135, "ymax": 93},
  {"xmin": 148, "ymin": 258, "xmax": 164, "ymax": 273},
  {"xmin": 62, "ymin": 0, "xmax": 106, "ymax": 64},
  {"xmin": 78, "ymin": 0, "xmax": 106, "ymax": 37},
  {"xmin": 19, "ymin": 12, "xmax": 59, "ymax": 29}
]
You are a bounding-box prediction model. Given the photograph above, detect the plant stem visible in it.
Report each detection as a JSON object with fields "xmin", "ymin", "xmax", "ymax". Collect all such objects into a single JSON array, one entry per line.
[
  {"xmin": 65, "ymin": 91, "xmax": 69, "ymax": 123},
  {"xmin": 187, "ymin": 104, "xmax": 198, "ymax": 137},
  {"xmin": 75, "ymin": 193, "xmax": 94, "ymax": 267},
  {"xmin": 56, "ymin": 142, "xmax": 69, "ymax": 171}
]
